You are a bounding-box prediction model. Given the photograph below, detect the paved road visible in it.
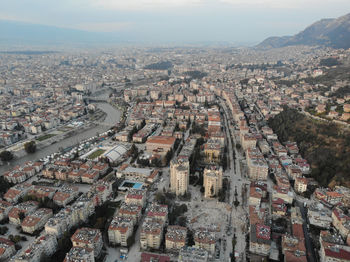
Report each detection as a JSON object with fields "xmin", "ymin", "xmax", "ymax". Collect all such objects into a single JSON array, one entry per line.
[
  {"xmin": 301, "ymin": 110, "xmax": 350, "ymax": 129},
  {"xmin": 296, "ymin": 200, "xmax": 317, "ymax": 262},
  {"xmin": 220, "ymin": 98, "xmax": 248, "ymax": 261}
]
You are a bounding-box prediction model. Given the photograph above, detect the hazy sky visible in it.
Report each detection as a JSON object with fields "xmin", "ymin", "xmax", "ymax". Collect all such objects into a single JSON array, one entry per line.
[{"xmin": 1, "ymin": 0, "xmax": 349, "ymax": 44}]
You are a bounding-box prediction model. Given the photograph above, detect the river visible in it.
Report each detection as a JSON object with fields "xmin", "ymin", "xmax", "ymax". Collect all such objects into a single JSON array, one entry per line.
[{"xmin": 0, "ymin": 102, "xmax": 121, "ymax": 174}]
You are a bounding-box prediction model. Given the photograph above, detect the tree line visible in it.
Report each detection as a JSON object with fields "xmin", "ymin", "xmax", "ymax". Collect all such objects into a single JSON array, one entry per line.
[{"xmin": 268, "ymin": 106, "xmax": 350, "ymax": 187}]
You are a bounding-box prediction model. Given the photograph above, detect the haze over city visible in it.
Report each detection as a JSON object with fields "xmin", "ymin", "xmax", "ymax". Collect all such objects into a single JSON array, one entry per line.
[{"xmin": 1, "ymin": 0, "xmax": 350, "ymax": 44}]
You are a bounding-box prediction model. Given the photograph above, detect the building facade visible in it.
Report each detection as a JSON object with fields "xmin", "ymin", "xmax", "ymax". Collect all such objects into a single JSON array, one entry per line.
[{"xmin": 203, "ymin": 166, "xmax": 223, "ymax": 198}]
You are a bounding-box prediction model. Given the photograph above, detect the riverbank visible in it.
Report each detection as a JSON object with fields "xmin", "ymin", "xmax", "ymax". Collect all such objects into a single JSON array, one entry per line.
[
  {"xmin": 7, "ymin": 109, "xmax": 105, "ymax": 159},
  {"xmin": 0, "ymin": 102, "xmax": 121, "ymax": 174}
]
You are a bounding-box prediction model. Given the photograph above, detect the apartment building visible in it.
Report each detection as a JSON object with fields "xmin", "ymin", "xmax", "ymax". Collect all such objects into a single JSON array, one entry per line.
[
  {"xmin": 203, "ymin": 166, "xmax": 223, "ymax": 198},
  {"xmin": 88, "ymin": 180, "xmax": 113, "ymax": 206},
  {"xmin": 208, "ymin": 112, "xmax": 221, "ymax": 134},
  {"xmin": 115, "ymin": 130, "xmax": 129, "ymax": 142},
  {"xmin": 170, "ymin": 157, "xmax": 190, "ymax": 196},
  {"xmin": 27, "ymin": 186, "xmax": 56, "ymax": 200},
  {"xmin": 241, "ymin": 133, "xmax": 257, "ymax": 150},
  {"xmin": 4, "ymin": 183, "xmax": 33, "ymax": 203},
  {"xmin": 108, "ymin": 215, "xmax": 134, "ymax": 247},
  {"xmin": 71, "ymin": 227, "xmax": 103, "ymax": 257},
  {"xmin": 332, "ymin": 208, "xmax": 350, "ymax": 239},
  {"xmin": 8, "ymin": 201, "xmax": 39, "ymax": 225},
  {"xmin": 194, "ymin": 228, "xmax": 216, "ymax": 254},
  {"xmin": 0, "ymin": 200, "xmax": 12, "ymax": 221},
  {"xmin": 3, "ymin": 170, "xmax": 27, "ymax": 184},
  {"xmin": 21, "ymin": 208, "xmax": 53, "ymax": 234},
  {"xmin": 203, "ymin": 141, "xmax": 222, "ymax": 163},
  {"xmin": 307, "ymin": 202, "xmax": 332, "ymax": 229},
  {"xmin": 249, "ymin": 224, "xmax": 271, "ymax": 256},
  {"xmin": 117, "ymin": 202, "xmax": 142, "ymax": 224},
  {"xmin": 12, "ymin": 234, "xmax": 58, "ymax": 262},
  {"xmin": 141, "ymin": 252, "xmax": 171, "ymax": 262},
  {"xmin": 117, "ymin": 165, "xmax": 154, "ymax": 182},
  {"xmin": 146, "ymin": 202, "xmax": 168, "ymax": 222},
  {"xmin": 320, "ymin": 241, "xmax": 350, "ymax": 262},
  {"xmin": 70, "ymin": 195, "xmax": 95, "ymax": 223},
  {"xmin": 64, "ymin": 247, "xmax": 95, "ymax": 262},
  {"xmin": 81, "ymin": 170, "xmax": 100, "ymax": 184},
  {"xmin": 0, "ymin": 237, "xmax": 16, "ymax": 261},
  {"xmin": 246, "ymin": 148, "xmax": 268, "ymax": 180},
  {"xmin": 282, "ymin": 235, "xmax": 307, "ymax": 262},
  {"xmin": 125, "ymin": 188, "xmax": 147, "ymax": 207},
  {"xmin": 53, "ymin": 185, "xmax": 79, "ymax": 206},
  {"xmin": 45, "ymin": 207, "xmax": 73, "ymax": 238},
  {"xmin": 249, "ymin": 186, "xmax": 263, "ymax": 206},
  {"xmin": 248, "ymin": 159, "xmax": 268, "ymax": 181},
  {"xmin": 165, "ymin": 225, "xmax": 187, "ymax": 251},
  {"xmin": 140, "ymin": 217, "xmax": 165, "ymax": 250},
  {"xmin": 146, "ymin": 135, "xmax": 176, "ymax": 157},
  {"xmin": 294, "ymin": 177, "xmax": 308, "ymax": 193}
]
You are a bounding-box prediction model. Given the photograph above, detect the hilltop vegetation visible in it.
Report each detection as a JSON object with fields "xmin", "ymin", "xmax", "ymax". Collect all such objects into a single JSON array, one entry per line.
[
  {"xmin": 183, "ymin": 70, "xmax": 207, "ymax": 79},
  {"xmin": 319, "ymin": 57, "xmax": 341, "ymax": 67},
  {"xmin": 330, "ymin": 86, "xmax": 350, "ymax": 98},
  {"xmin": 144, "ymin": 61, "xmax": 173, "ymax": 70},
  {"xmin": 268, "ymin": 107, "xmax": 350, "ymax": 187}
]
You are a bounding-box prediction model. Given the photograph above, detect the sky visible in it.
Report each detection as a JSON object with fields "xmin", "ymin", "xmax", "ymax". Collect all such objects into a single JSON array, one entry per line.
[{"xmin": 0, "ymin": 0, "xmax": 350, "ymax": 44}]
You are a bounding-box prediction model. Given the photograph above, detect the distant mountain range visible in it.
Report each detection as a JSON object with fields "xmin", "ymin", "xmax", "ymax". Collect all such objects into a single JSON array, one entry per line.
[
  {"xmin": 257, "ymin": 13, "xmax": 350, "ymax": 49},
  {"xmin": 0, "ymin": 20, "xmax": 253, "ymax": 48},
  {"xmin": 2, "ymin": 13, "xmax": 350, "ymax": 49},
  {"xmin": 0, "ymin": 20, "xmax": 121, "ymax": 47}
]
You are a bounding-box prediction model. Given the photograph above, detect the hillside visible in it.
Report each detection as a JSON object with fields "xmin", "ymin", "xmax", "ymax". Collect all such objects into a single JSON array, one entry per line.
[
  {"xmin": 268, "ymin": 107, "xmax": 350, "ymax": 188},
  {"xmin": 257, "ymin": 13, "xmax": 350, "ymax": 49}
]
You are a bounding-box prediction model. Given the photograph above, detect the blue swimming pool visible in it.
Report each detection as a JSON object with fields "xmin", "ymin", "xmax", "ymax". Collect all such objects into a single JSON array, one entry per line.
[
  {"xmin": 119, "ymin": 180, "xmax": 144, "ymax": 190},
  {"xmin": 133, "ymin": 182, "xmax": 143, "ymax": 189}
]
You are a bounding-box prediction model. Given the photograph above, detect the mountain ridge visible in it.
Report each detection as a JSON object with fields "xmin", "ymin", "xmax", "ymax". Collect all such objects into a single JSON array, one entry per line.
[{"xmin": 257, "ymin": 13, "xmax": 350, "ymax": 49}]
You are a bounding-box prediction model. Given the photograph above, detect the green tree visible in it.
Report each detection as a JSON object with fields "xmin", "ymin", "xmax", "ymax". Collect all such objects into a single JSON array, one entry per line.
[
  {"xmin": 210, "ymin": 185, "xmax": 214, "ymax": 196},
  {"xmin": 165, "ymin": 149, "xmax": 173, "ymax": 165},
  {"xmin": 57, "ymin": 231, "xmax": 72, "ymax": 254},
  {"xmin": 130, "ymin": 144, "xmax": 138, "ymax": 156},
  {"xmin": 178, "ymin": 216, "xmax": 187, "ymax": 227},
  {"xmin": 0, "ymin": 151, "xmax": 14, "ymax": 162},
  {"xmin": 128, "ymin": 126, "xmax": 138, "ymax": 142},
  {"xmin": 155, "ymin": 192, "xmax": 166, "ymax": 205},
  {"xmin": 18, "ymin": 212, "xmax": 25, "ymax": 222},
  {"xmin": 218, "ymin": 189, "xmax": 225, "ymax": 202},
  {"xmin": 140, "ymin": 119, "xmax": 146, "ymax": 129},
  {"xmin": 221, "ymin": 155, "xmax": 228, "ymax": 171},
  {"xmin": 24, "ymin": 141, "xmax": 36, "ymax": 154},
  {"xmin": 187, "ymin": 230, "xmax": 195, "ymax": 246},
  {"xmin": 151, "ymin": 158, "xmax": 162, "ymax": 167},
  {"xmin": 127, "ymin": 234, "xmax": 135, "ymax": 247},
  {"xmin": 0, "ymin": 176, "xmax": 11, "ymax": 195},
  {"xmin": 94, "ymin": 217, "xmax": 106, "ymax": 229},
  {"xmin": 0, "ymin": 226, "xmax": 8, "ymax": 235}
]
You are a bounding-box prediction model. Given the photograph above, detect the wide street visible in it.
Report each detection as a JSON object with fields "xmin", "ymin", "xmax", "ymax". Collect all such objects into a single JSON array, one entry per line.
[{"xmin": 220, "ymin": 98, "xmax": 249, "ymax": 261}]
